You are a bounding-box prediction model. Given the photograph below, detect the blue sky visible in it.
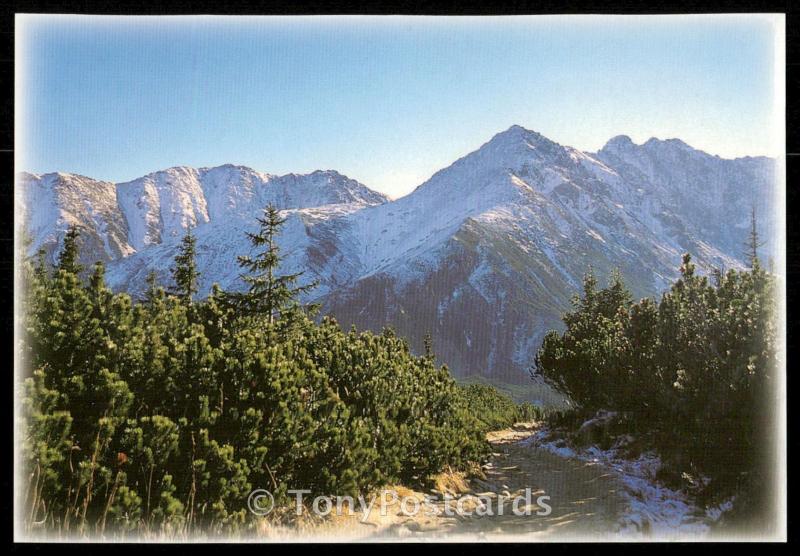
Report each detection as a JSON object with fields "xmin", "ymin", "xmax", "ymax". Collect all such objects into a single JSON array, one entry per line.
[{"xmin": 17, "ymin": 15, "xmax": 784, "ymax": 199}]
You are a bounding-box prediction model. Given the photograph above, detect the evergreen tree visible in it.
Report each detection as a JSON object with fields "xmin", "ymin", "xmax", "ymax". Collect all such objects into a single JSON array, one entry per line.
[
  {"xmin": 230, "ymin": 204, "xmax": 317, "ymax": 324},
  {"xmin": 170, "ymin": 228, "xmax": 200, "ymax": 304},
  {"xmin": 32, "ymin": 247, "xmax": 49, "ymax": 283},
  {"xmin": 534, "ymin": 252, "xmax": 777, "ymax": 507},
  {"xmin": 142, "ymin": 270, "xmax": 164, "ymax": 306},
  {"xmin": 57, "ymin": 225, "xmax": 83, "ymax": 276},
  {"xmin": 744, "ymin": 206, "xmax": 765, "ymax": 268},
  {"xmin": 18, "ymin": 211, "xmax": 548, "ymax": 537},
  {"xmin": 423, "ymin": 333, "xmax": 434, "ymax": 360}
]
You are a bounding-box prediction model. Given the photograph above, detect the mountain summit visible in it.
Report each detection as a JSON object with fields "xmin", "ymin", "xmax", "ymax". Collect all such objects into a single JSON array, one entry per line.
[{"xmin": 18, "ymin": 127, "xmax": 777, "ymax": 385}]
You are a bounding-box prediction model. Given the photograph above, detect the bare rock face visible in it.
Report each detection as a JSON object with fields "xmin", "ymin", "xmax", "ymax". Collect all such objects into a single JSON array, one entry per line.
[
  {"xmin": 18, "ymin": 126, "xmax": 778, "ymax": 385},
  {"xmin": 17, "ymin": 172, "xmax": 136, "ymax": 274}
]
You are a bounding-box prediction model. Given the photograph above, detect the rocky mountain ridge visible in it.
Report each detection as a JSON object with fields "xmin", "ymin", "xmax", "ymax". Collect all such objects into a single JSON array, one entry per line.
[{"xmin": 18, "ymin": 125, "xmax": 777, "ymax": 386}]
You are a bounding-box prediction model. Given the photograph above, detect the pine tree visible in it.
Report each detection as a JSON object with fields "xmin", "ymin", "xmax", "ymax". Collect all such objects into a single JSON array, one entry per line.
[
  {"xmin": 32, "ymin": 247, "xmax": 49, "ymax": 283},
  {"xmin": 533, "ymin": 251, "xmax": 777, "ymax": 508},
  {"xmin": 423, "ymin": 333, "xmax": 434, "ymax": 360},
  {"xmin": 142, "ymin": 270, "xmax": 163, "ymax": 306},
  {"xmin": 57, "ymin": 225, "xmax": 83, "ymax": 276},
  {"xmin": 744, "ymin": 206, "xmax": 765, "ymax": 268},
  {"xmin": 19, "ymin": 203, "xmax": 516, "ymax": 536},
  {"xmin": 87, "ymin": 261, "xmax": 113, "ymax": 321},
  {"xmin": 711, "ymin": 265, "xmax": 724, "ymax": 288},
  {"xmin": 231, "ymin": 204, "xmax": 317, "ymax": 324},
  {"xmin": 170, "ymin": 229, "xmax": 200, "ymax": 304}
]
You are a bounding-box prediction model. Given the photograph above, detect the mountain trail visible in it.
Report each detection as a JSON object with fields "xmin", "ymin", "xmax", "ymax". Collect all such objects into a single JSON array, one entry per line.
[{"xmin": 258, "ymin": 423, "xmax": 643, "ymax": 541}]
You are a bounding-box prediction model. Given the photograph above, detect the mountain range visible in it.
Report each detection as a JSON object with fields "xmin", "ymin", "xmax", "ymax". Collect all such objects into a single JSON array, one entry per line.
[{"xmin": 18, "ymin": 125, "xmax": 777, "ymax": 386}]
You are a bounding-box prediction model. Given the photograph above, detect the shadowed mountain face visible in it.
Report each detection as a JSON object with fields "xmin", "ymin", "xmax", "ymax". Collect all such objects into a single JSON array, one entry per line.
[{"xmin": 18, "ymin": 125, "xmax": 777, "ymax": 385}]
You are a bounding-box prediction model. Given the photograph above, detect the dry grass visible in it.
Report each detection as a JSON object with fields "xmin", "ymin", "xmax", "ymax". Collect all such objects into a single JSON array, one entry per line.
[
  {"xmin": 486, "ymin": 421, "xmax": 541, "ymax": 443},
  {"xmin": 432, "ymin": 466, "xmax": 475, "ymax": 496}
]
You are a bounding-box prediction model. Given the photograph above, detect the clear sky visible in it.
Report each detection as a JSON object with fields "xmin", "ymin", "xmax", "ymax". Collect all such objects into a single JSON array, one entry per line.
[{"xmin": 16, "ymin": 15, "xmax": 784, "ymax": 199}]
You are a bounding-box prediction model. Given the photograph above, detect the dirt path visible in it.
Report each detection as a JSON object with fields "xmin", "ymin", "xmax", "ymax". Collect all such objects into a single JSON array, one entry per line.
[
  {"xmin": 261, "ymin": 423, "xmax": 634, "ymax": 541},
  {"xmin": 367, "ymin": 424, "xmax": 628, "ymax": 540}
]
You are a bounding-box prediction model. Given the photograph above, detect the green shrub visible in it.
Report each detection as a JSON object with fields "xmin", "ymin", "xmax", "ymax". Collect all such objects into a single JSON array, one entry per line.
[
  {"xmin": 533, "ymin": 254, "xmax": 777, "ymax": 502},
  {"xmin": 459, "ymin": 383, "xmax": 543, "ymax": 432},
  {"xmin": 18, "ymin": 214, "xmax": 494, "ymax": 538}
]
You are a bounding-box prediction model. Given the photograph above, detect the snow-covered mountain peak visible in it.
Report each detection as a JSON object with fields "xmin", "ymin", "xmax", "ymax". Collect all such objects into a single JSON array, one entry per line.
[
  {"xmin": 494, "ymin": 123, "xmax": 547, "ymax": 142},
  {"xmin": 642, "ymin": 136, "xmax": 696, "ymax": 154},
  {"xmin": 18, "ymin": 126, "xmax": 777, "ymax": 384},
  {"xmin": 132, "ymin": 165, "xmax": 202, "ymax": 184},
  {"xmin": 486, "ymin": 124, "xmax": 563, "ymax": 154},
  {"xmin": 599, "ymin": 135, "xmax": 702, "ymax": 163},
  {"xmin": 20, "ymin": 170, "xmax": 108, "ymax": 186},
  {"xmin": 199, "ymin": 162, "xmax": 264, "ymax": 173},
  {"xmin": 19, "ymin": 164, "xmax": 388, "ymax": 269},
  {"xmin": 412, "ymin": 125, "xmax": 574, "ymax": 199},
  {"xmin": 601, "ymin": 135, "xmax": 637, "ymax": 155},
  {"xmin": 309, "ymin": 169, "xmax": 349, "ymax": 179},
  {"xmin": 601, "ymin": 135, "xmax": 705, "ymax": 162}
]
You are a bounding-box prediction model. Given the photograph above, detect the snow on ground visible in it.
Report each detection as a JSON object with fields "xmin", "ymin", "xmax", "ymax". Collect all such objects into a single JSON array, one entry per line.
[{"xmin": 522, "ymin": 428, "xmax": 734, "ymax": 539}]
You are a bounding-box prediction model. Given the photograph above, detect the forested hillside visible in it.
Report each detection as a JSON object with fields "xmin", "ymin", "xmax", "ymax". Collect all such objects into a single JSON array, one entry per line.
[
  {"xmin": 19, "ymin": 206, "xmax": 535, "ymax": 538},
  {"xmin": 533, "ymin": 247, "xmax": 778, "ymax": 519}
]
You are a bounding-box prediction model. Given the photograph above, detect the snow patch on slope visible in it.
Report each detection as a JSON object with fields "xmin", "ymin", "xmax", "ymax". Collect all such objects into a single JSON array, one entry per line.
[{"xmin": 523, "ymin": 429, "xmax": 733, "ymax": 538}]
